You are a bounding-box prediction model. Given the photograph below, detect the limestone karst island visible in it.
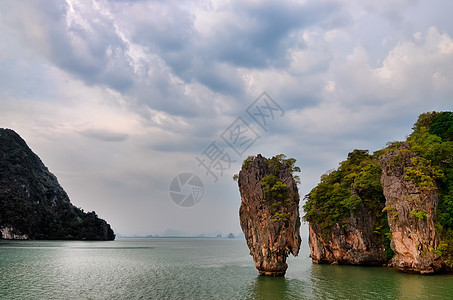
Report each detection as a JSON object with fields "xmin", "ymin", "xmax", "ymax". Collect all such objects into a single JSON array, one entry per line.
[
  {"xmin": 237, "ymin": 111, "xmax": 452, "ymax": 275},
  {"xmin": 237, "ymin": 154, "xmax": 301, "ymax": 276},
  {"xmin": 0, "ymin": 129, "xmax": 115, "ymax": 241},
  {"xmin": 303, "ymin": 111, "xmax": 453, "ymax": 274}
]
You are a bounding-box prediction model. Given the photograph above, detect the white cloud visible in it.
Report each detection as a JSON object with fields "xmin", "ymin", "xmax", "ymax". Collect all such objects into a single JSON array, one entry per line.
[{"xmin": 375, "ymin": 27, "xmax": 453, "ymax": 95}]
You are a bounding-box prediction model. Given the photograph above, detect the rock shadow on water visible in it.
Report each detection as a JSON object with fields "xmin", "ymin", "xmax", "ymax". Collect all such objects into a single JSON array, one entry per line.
[
  {"xmin": 309, "ymin": 263, "xmax": 401, "ymax": 299},
  {"xmin": 249, "ymin": 275, "xmax": 296, "ymax": 300}
]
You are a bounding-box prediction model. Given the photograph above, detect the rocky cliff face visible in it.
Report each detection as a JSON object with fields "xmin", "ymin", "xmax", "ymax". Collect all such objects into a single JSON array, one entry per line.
[
  {"xmin": 308, "ymin": 202, "xmax": 388, "ymax": 265},
  {"xmin": 381, "ymin": 144, "xmax": 444, "ymax": 273},
  {"xmin": 304, "ymin": 150, "xmax": 389, "ymax": 266},
  {"xmin": 305, "ymin": 145, "xmax": 446, "ymax": 272},
  {"xmin": 0, "ymin": 129, "xmax": 115, "ymax": 240},
  {"xmin": 238, "ymin": 154, "xmax": 301, "ymax": 276}
]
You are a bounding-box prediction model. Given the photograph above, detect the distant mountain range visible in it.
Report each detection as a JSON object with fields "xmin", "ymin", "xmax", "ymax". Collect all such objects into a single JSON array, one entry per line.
[{"xmin": 116, "ymin": 230, "xmax": 245, "ymax": 239}]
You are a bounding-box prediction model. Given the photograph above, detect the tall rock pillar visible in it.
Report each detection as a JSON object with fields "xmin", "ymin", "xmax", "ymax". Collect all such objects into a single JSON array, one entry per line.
[{"xmin": 238, "ymin": 154, "xmax": 301, "ymax": 276}]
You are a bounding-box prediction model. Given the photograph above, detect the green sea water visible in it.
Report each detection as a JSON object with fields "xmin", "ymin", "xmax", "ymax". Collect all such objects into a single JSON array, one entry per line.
[{"xmin": 1, "ymin": 238, "xmax": 453, "ymax": 299}]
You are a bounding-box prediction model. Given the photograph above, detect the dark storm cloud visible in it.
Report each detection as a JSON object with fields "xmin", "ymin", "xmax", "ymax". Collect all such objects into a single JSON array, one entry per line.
[
  {"xmin": 128, "ymin": 2, "xmax": 196, "ymax": 53},
  {"xmin": 113, "ymin": 0, "xmax": 350, "ymax": 97},
  {"xmin": 211, "ymin": 1, "xmax": 345, "ymax": 68},
  {"xmin": 49, "ymin": 6, "xmax": 135, "ymax": 92},
  {"xmin": 0, "ymin": 0, "xmax": 351, "ymax": 119},
  {"xmin": 0, "ymin": 0, "xmax": 135, "ymax": 92},
  {"xmin": 190, "ymin": 63, "xmax": 246, "ymax": 96}
]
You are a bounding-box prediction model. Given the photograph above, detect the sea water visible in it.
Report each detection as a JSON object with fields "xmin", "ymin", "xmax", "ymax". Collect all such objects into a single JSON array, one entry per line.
[{"xmin": 1, "ymin": 238, "xmax": 453, "ymax": 299}]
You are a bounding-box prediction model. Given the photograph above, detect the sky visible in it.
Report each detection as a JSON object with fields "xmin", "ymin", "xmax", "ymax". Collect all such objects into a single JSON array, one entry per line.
[{"xmin": 0, "ymin": 0, "xmax": 452, "ymax": 237}]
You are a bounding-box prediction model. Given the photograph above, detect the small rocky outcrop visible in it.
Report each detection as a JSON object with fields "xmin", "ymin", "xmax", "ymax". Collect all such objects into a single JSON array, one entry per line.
[
  {"xmin": 238, "ymin": 154, "xmax": 301, "ymax": 276},
  {"xmin": 305, "ymin": 150, "xmax": 389, "ymax": 266},
  {"xmin": 0, "ymin": 128, "xmax": 115, "ymax": 240},
  {"xmin": 381, "ymin": 144, "xmax": 443, "ymax": 273},
  {"xmin": 0, "ymin": 226, "xmax": 29, "ymax": 239}
]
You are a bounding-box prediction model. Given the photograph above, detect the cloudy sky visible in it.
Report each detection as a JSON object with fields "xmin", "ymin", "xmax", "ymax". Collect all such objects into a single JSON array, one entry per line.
[{"xmin": 1, "ymin": 0, "xmax": 452, "ymax": 237}]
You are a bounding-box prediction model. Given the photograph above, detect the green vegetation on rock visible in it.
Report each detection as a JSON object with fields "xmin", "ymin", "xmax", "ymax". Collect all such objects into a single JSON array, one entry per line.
[
  {"xmin": 261, "ymin": 154, "xmax": 300, "ymax": 202},
  {"xmin": 410, "ymin": 209, "xmax": 428, "ymax": 220},
  {"xmin": 303, "ymin": 150, "xmax": 387, "ymax": 228},
  {"xmin": 238, "ymin": 154, "xmax": 301, "ymax": 224},
  {"xmin": 303, "ymin": 149, "xmax": 393, "ymax": 259},
  {"xmin": 235, "ymin": 154, "xmax": 301, "ymax": 185}
]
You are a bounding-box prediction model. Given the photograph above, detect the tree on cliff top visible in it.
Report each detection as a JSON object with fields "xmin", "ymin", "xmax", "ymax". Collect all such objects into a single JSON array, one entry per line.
[
  {"xmin": 234, "ymin": 154, "xmax": 301, "ymax": 184},
  {"xmin": 303, "ymin": 150, "xmax": 387, "ymax": 228}
]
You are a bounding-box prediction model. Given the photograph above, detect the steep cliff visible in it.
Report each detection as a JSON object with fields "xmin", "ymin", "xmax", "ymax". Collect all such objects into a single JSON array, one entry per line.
[
  {"xmin": 308, "ymin": 205, "xmax": 388, "ymax": 265},
  {"xmin": 380, "ymin": 143, "xmax": 443, "ymax": 273},
  {"xmin": 304, "ymin": 150, "xmax": 390, "ymax": 265},
  {"xmin": 378, "ymin": 111, "xmax": 453, "ymax": 273},
  {"xmin": 238, "ymin": 154, "xmax": 301, "ymax": 276},
  {"xmin": 0, "ymin": 128, "xmax": 115, "ymax": 240}
]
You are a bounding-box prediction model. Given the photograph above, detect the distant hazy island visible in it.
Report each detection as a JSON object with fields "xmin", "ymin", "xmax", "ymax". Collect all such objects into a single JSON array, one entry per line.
[
  {"xmin": 116, "ymin": 232, "xmax": 244, "ymax": 238},
  {"xmin": 303, "ymin": 111, "xmax": 453, "ymax": 274},
  {"xmin": 0, "ymin": 129, "xmax": 115, "ymax": 241}
]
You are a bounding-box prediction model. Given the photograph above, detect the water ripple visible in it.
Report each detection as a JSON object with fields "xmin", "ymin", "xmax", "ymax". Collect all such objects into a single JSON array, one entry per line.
[{"xmin": 1, "ymin": 239, "xmax": 453, "ymax": 299}]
